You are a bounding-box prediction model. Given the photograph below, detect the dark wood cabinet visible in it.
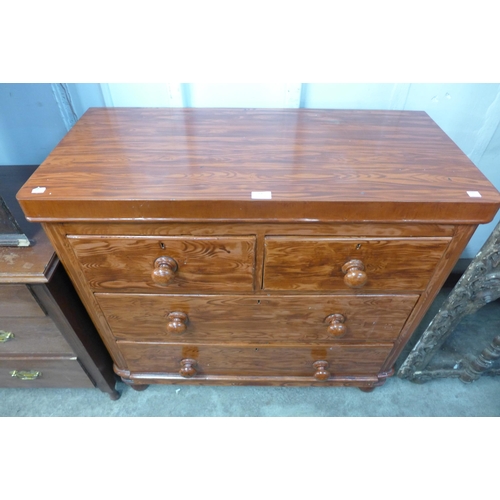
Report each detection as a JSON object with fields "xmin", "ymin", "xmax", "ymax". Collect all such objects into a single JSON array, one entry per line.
[
  {"xmin": 0, "ymin": 166, "xmax": 118, "ymax": 399},
  {"xmin": 16, "ymin": 109, "xmax": 500, "ymax": 392}
]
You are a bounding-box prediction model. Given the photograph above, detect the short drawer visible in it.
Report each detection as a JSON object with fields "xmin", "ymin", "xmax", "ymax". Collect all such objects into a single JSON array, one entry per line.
[
  {"xmin": 0, "ymin": 358, "xmax": 94, "ymax": 388},
  {"xmin": 263, "ymin": 236, "xmax": 451, "ymax": 292},
  {"xmin": 117, "ymin": 342, "xmax": 394, "ymax": 378},
  {"xmin": 0, "ymin": 285, "xmax": 45, "ymax": 317},
  {"xmin": 0, "ymin": 317, "xmax": 73, "ymax": 356},
  {"xmin": 68, "ymin": 235, "xmax": 256, "ymax": 293},
  {"xmin": 97, "ymin": 293, "xmax": 418, "ymax": 344}
]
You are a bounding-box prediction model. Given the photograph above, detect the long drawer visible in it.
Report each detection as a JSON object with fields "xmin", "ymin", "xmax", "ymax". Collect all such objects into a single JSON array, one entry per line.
[
  {"xmin": 67, "ymin": 235, "xmax": 256, "ymax": 293},
  {"xmin": 117, "ymin": 342, "xmax": 395, "ymax": 378},
  {"xmin": 96, "ymin": 293, "xmax": 418, "ymax": 344},
  {"xmin": 0, "ymin": 317, "xmax": 74, "ymax": 356},
  {"xmin": 263, "ymin": 236, "xmax": 451, "ymax": 291},
  {"xmin": 0, "ymin": 358, "xmax": 94, "ymax": 388}
]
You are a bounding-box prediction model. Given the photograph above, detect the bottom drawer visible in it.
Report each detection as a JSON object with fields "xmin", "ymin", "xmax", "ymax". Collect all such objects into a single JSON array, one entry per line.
[
  {"xmin": 0, "ymin": 358, "xmax": 95, "ymax": 388},
  {"xmin": 117, "ymin": 342, "xmax": 394, "ymax": 379}
]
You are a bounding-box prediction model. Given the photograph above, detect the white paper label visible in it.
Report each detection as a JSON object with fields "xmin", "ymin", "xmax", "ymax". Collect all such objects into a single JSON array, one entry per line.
[
  {"xmin": 31, "ymin": 187, "xmax": 46, "ymax": 194},
  {"xmin": 251, "ymin": 191, "xmax": 272, "ymax": 200},
  {"xmin": 467, "ymin": 191, "xmax": 482, "ymax": 198}
]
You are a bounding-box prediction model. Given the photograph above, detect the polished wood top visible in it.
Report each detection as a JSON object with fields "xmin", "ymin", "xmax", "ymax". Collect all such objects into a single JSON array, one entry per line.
[
  {"xmin": 0, "ymin": 165, "xmax": 56, "ymax": 283},
  {"xmin": 17, "ymin": 108, "xmax": 500, "ymax": 223}
]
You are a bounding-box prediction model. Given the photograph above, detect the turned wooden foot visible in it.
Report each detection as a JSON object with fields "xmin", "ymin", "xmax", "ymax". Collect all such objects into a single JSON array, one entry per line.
[
  {"xmin": 121, "ymin": 377, "xmax": 150, "ymax": 392},
  {"xmin": 108, "ymin": 390, "xmax": 121, "ymax": 400},
  {"xmin": 359, "ymin": 386, "xmax": 375, "ymax": 393},
  {"xmin": 130, "ymin": 384, "xmax": 149, "ymax": 392}
]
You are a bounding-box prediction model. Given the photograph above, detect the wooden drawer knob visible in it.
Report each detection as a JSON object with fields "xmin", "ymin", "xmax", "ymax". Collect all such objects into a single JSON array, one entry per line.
[
  {"xmin": 342, "ymin": 259, "xmax": 367, "ymax": 288},
  {"xmin": 179, "ymin": 358, "xmax": 197, "ymax": 378},
  {"xmin": 166, "ymin": 312, "xmax": 188, "ymax": 333},
  {"xmin": 152, "ymin": 256, "xmax": 178, "ymax": 285},
  {"xmin": 325, "ymin": 314, "xmax": 347, "ymax": 337},
  {"xmin": 313, "ymin": 360, "xmax": 330, "ymax": 381}
]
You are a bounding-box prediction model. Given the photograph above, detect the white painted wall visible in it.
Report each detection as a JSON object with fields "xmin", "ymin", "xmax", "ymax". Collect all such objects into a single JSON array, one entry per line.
[{"xmin": 1, "ymin": 82, "xmax": 499, "ymax": 257}]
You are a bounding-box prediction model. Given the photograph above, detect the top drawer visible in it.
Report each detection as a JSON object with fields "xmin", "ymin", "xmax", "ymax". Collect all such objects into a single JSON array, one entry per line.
[
  {"xmin": 68, "ymin": 235, "xmax": 256, "ymax": 293},
  {"xmin": 263, "ymin": 236, "xmax": 451, "ymax": 292}
]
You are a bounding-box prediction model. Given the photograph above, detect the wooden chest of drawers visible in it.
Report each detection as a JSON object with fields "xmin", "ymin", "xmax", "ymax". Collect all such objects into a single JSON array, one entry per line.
[
  {"xmin": 1, "ymin": 166, "xmax": 118, "ymax": 398},
  {"xmin": 16, "ymin": 109, "xmax": 500, "ymax": 391}
]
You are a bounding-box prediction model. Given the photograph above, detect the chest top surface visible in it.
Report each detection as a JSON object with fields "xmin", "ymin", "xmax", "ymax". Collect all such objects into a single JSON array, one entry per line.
[{"xmin": 16, "ymin": 108, "xmax": 500, "ymax": 224}]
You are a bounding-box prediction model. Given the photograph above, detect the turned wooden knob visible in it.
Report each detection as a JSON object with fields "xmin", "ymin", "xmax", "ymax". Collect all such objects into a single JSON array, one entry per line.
[
  {"xmin": 342, "ymin": 259, "xmax": 367, "ymax": 288},
  {"xmin": 325, "ymin": 313, "xmax": 347, "ymax": 337},
  {"xmin": 179, "ymin": 358, "xmax": 197, "ymax": 378},
  {"xmin": 166, "ymin": 312, "xmax": 188, "ymax": 333},
  {"xmin": 313, "ymin": 360, "xmax": 330, "ymax": 381},
  {"xmin": 152, "ymin": 256, "xmax": 178, "ymax": 285}
]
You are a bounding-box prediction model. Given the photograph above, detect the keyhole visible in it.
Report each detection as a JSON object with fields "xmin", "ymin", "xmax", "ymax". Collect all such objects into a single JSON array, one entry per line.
[
  {"xmin": 356, "ymin": 244, "xmax": 362, "ymax": 250},
  {"xmin": 159, "ymin": 242, "xmax": 165, "ymax": 250}
]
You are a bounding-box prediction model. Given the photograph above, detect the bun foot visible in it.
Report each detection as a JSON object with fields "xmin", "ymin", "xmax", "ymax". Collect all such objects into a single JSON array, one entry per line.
[
  {"xmin": 359, "ymin": 386, "xmax": 375, "ymax": 393},
  {"xmin": 121, "ymin": 377, "xmax": 150, "ymax": 392},
  {"xmin": 130, "ymin": 383, "xmax": 149, "ymax": 392}
]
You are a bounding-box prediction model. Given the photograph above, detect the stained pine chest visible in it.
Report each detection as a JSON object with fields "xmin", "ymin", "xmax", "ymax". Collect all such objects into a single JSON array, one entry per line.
[{"xmin": 17, "ymin": 108, "xmax": 500, "ymax": 391}]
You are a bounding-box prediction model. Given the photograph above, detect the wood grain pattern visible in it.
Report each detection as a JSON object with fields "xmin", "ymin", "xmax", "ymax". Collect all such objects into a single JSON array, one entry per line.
[
  {"xmin": 62, "ymin": 222, "xmax": 457, "ymax": 238},
  {"xmin": 117, "ymin": 342, "xmax": 394, "ymax": 377},
  {"xmin": 17, "ymin": 109, "xmax": 500, "ymax": 223},
  {"xmin": 67, "ymin": 235, "xmax": 256, "ymax": 293},
  {"xmin": 95, "ymin": 293, "xmax": 418, "ymax": 344},
  {"xmin": 263, "ymin": 237, "xmax": 451, "ymax": 292},
  {"xmin": 0, "ymin": 285, "xmax": 45, "ymax": 317}
]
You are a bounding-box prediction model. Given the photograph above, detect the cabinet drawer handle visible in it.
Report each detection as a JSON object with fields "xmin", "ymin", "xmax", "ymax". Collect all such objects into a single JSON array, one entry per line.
[
  {"xmin": 325, "ymin": 314, "xmax": 347, "ymax": 337},
  {"xmin": 179, "ymin": 358, "xmax": 197, "ymax": 378},
  {"xmin": 152, "ymin": 256, "xmax": 178, "ymax": 285},
  {"xmin": 167, "ymin": 312, "xmax": 189, "ymax": 333},
  {"xmin": 313, "ymin": 361, "xmax": 330, "ymax": 381},
  {"xmin": 0, "ymin": 330, "xmax": 14, "ymax": 343},
  {"xmin": 342, "ymin": 259, "xmax": 367, "ymax": 288},
  {"xmin": 10, "ymin": 370, "xmax": 41, "ymax": 381}
]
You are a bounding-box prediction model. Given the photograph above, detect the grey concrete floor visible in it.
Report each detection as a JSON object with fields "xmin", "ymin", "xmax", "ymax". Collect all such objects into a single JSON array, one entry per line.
[{"xmin": 1, "ymin": 374, "xmax": 498, "ymax": 416}]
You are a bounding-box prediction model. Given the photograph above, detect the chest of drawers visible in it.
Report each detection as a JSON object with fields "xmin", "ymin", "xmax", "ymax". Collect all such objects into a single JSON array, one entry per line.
[
  {"xmin": 1, "ymin": 166, "xmax": 118, "ymax": 398},
  {"xmin": 16, "ymin": 108, "xmax": 500, "ymax": 392}
]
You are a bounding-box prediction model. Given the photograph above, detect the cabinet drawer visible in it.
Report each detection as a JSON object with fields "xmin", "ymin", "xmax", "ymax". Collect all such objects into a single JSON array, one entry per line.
[
  {"xmin": 0, "ymin": 285, "xmax": 45, "ymax": 317},
  {"xmin": 97, "ymin": 293, "xmax": 418, "ymax": 344},
  {"xmin": 0, "ymin": 358, "xmax": 94, "ymax": 388},
  {"xmin": 0, "ymin": 317, "xmax": 73, "ymax": 356},
  {"xmin": 263, "ymin": 237, "xmax": 450, "ymax": 291},
  {"xmin": 68, "ymin": 235, "xmax": 256, "ymax": 293},
  {"xmin": 117, "ymin": 342, "xmax": 394, "ymax": 378}
]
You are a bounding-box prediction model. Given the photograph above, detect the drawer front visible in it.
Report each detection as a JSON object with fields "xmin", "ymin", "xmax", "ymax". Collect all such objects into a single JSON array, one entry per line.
[
  {"xmin": 118, "ymin": 342, "xmax": 394, "ymax": 378},
  {"xmin": 0, "ymin": 317, "xmax": 73, "ymax": 356},
  {"xmin": 0, "ymin": 358, "xmax": 94, "ymax": 388},
  {"xmin": 263, "ymin": 237, "xmax": 451, "ymax": 291},
  {"xmin": 97, "ymin": 293, "xmax": 418, "ymax": 344},
  {"xmin": 0, "ymin": 285, "xmax": 45, "ymax": 317},
  {"xmin": 68, "ymin": 235, "xmax": 256, "ymax": 293}
]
